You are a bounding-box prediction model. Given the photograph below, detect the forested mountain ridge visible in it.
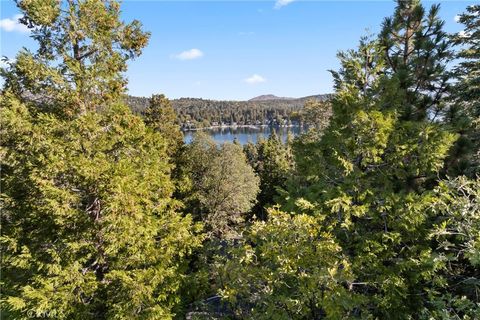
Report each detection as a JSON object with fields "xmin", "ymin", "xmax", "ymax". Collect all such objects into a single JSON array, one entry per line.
[
  {"xmin": 126, "ymin": 93, "xmax": 332, "ymax": 129},
  {"xmin": 248, "ymin": 94, "xmax": 294, "ymax": 101}
]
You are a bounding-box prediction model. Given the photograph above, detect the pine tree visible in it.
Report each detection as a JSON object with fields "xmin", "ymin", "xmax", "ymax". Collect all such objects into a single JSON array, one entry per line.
[
  {"xmin": 281, "ymin": 0, "xmax": 464, "ymax": 317},
  {"xmin": 446, "ymin": 5, "xmax": 480, "ymax": 176},
  {"xmin": 379, "ymin": 0, "xmax": 452, "ymax": 121}
]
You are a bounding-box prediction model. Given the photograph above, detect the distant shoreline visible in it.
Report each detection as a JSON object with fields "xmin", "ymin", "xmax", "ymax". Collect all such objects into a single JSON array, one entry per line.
[{"xmin": 182, "ymin": 124, "xmax": 301, "ymax": 132}]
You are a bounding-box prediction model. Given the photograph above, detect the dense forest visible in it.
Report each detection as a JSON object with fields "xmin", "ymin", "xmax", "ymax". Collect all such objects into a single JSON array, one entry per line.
[
  {"xmin": 1, "ymin": 0, "xmax": 479, "ymax": 319},
  {"xmin": 127, "ymin": 94, "xmax": 332, "ymax": 129}
]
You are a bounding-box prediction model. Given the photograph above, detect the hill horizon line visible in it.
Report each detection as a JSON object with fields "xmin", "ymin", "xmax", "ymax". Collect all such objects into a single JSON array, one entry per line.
[{"xmin": 128, "ymin": 93, "xmax": 333, "ymax": 102}]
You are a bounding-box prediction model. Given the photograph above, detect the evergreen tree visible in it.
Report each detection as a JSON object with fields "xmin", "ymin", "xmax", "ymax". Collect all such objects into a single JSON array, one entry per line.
[
  {"xmin": 423, "ymin": 176, "xmax": 480, "ymax": 319},
  {"xmin": 301, "ymin": 99, "xmax": 332, "ymax": 131},
  {"xmin": 446, "ymin": 5, "xmax": 480, "ymax": 177},
  {"xmin": 1, "ymin": 1, "xmax": 201, "ymax": 318},
  {"xmin": 220, "ymin": 208, "xmax": 355, "ymax": 319},
  {"xmin": 144, "ymin": 94, "xmax": 183, "ymax": 156},
  {"xmin": 2, "ymin": 0, "xmax": 149, "ymax": 116},
  {"xmin": 379, "ymin": 0, "xmax": 452, "ymax": 121},
  {"xmin": 330, "ymin": 35, "xmax": 385, "ymax": 98},
  {"xmin": 1, "ymin": 96, "xmax": 202, "ymax": 319},
  {"xmin": 243, "ymin": 141, "xmax": 258, "ymax": 167},
  {"xmin": 279, "ymin": 1, "xmax": 469, "ymax": 317},
  {"xmin": 244, "ymin": 132, "xmax": 292, "ymax": 220}
]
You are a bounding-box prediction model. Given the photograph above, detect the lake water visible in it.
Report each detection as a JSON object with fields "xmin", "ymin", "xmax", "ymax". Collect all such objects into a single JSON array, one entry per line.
[{"xmin": 183, "ymin": 126, "xmax": 304, "ymax": 145}]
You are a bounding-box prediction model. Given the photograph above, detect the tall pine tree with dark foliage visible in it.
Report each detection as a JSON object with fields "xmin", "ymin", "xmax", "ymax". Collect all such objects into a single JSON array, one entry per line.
[{"xmin": 446, "ymin": 5, "xmax": 480, "ymax": 177}]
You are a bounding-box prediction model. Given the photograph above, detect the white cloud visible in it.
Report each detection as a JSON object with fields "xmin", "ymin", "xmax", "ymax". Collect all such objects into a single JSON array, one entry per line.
[
  {"xmin": 454, "ymin": 15, "xmax": 461, "ymax": 23},
  {"xmin": 172, "ymin": 48, "xmax": 204, "ymax": 60},
  {"xmin": 0, "ymin": 14, "xmax": 29, "ymax": 33},
  {"xmin": 275, "ymin": 0, "xmax": 296, "ymax": 9},
  {"xmin": 244, "ymin": 74, "xmax": 266, "ymax": 84}
]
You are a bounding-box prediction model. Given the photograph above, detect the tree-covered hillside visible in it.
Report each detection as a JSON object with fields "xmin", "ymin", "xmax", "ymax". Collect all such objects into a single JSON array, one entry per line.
[{"xmin": 126, "ymin": 94, "xmax": 332, "ymax": 129}]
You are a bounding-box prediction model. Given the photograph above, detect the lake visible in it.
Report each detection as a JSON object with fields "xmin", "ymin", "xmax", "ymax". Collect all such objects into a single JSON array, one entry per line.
[{"xmin": 183, "ymin": 126, "xmax": 305, "ymax": 145}]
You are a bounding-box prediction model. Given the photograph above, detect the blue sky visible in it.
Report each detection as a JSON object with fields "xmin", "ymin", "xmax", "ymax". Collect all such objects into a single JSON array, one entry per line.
[{"xmin": 1, "ymin": 0, "xmax": 475, "ymax": 100}]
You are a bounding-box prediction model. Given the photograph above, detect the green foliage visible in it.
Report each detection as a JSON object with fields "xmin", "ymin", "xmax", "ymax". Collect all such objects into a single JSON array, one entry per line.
[
  {"xmin": 2, "ymin": 0, "xmax": 150, "ymax": 116},
  {"xmin": 379, "ymin": 0, "xmax": 452, "ymax": 121},
  {"xmin": 173, "ymin": 134, "xmax": 260, "ymax": 317},
  {"xmin": 278, "ymin": 1, "xmax": 478, "ymax": 318},
  {"xmin": 127, "ymin": 95, "xmax": 332, "ymax": 129},
  {"xmin": 300, "ymin": 99, "xmax": 332, "ymax": 131},
  {"xmin": 1, "ymin": 0, "xmax": 479, "ymax": 318},
  {"xmin": 0, "ymin": 1, "xmax": 201, "ymax": 318},
  {"xmin": 330, "ymin": 34, "xmax": 385, "ymax": 97},
  {"xmin": 243, "ymin": 133, "xmax": 293, "ymax": 220},
  {"xmin": 446, "ymin": 5, "xmax": 480, "ymax": 177},
  {"xmin": 144, "ymin": 94, "xmax": 183, "ymax": 155},
  {"xmin": 220, "ymin": 208, "xmax": 356, "ymax": 319},
  {"xmin": 1, "ymin": 96, "xmax": 202, "ymax": 319},
  {"xmin": 422, "ymin": 176, "xmax": 480, "ymax": 319},
  {"xmin": 180, "ymin": 133, "xmax": 259, "ymax": 239}
]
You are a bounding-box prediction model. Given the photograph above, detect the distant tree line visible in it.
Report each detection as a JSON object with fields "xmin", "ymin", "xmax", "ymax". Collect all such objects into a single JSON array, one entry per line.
[{"xmin": 126, "ymin": 95, "xmax": 332, "ymax": 129}]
